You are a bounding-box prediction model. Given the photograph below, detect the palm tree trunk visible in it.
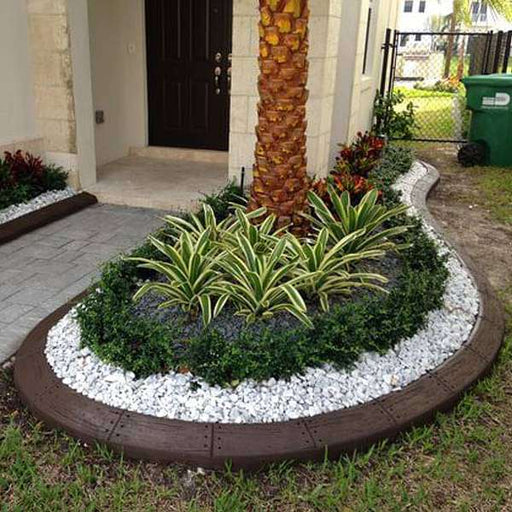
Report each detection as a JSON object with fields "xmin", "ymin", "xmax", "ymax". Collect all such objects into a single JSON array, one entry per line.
[
  {"xmin": 444, "ymin": 12, "xmax": 458, "ymax": 78},
  {"xmin": 248, "ymin": 0, "xmax": 310, "ymax": 234}
]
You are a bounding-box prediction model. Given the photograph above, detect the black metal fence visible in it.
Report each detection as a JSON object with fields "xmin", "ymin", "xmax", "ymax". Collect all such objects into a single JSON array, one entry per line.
[{"xmin": 380, "ymin": 29, "xmax": 512, "ymax": 143}]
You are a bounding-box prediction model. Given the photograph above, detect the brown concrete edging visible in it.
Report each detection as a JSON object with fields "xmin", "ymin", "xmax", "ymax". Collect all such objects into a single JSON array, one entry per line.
[
  {"xmin": 0, "ymin": 192, "xmax": 98, "ymax": 245},
  {"xmin": 13, "ymin": 166, "xmax": 505, "ymax": 470}
]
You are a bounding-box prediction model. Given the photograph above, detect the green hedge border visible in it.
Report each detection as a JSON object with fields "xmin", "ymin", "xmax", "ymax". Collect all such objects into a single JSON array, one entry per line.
[{"xmin": 76, "ymin": 147, "xmax": 449, "ymax": 386}]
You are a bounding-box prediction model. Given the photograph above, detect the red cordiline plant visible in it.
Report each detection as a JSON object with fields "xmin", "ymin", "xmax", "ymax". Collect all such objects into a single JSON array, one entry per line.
[
  {"xmin": 311, "ymin": 132, "xmax": 385, "ymax": 206},
  {"xmin": 3, "ymin": 150, "xmax": 45, "ymax": 187},
  {"xmin": 0, "ymin": 150, "xmax": 68, "ymax": 210}
]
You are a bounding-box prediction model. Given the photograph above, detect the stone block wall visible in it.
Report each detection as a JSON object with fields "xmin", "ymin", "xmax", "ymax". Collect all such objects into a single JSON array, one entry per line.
[
  {"xmin": 228, "ymin": 0, "xmax": 260, "ymax": 186},
  {"xmin": 306, "ymin": 0, "xmax": 342, "ymax": 179},
  {"xmin": 228, "ymin": 0, "xmax": 343, "ymax": 184},
  {"xmin": 26, "ymin": 0, "xmax": 80, "ymax": 187},
  {"xmin": 0, "ymin": 137, "xmax": 45, "ymax": 157}
]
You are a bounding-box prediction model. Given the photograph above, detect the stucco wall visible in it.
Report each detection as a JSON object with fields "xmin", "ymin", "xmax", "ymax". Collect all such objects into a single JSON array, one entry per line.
[
  {"xmin": 0, "ymin": 1, "xmax": 37, "ymax": 147},
  {"xmin": 87, "ymin": 0, "xmax": 147, "ymax": 166},
  {"xmin": 330, "ymin": 0, "xmax": 400, "ymax": 168},
  {"xmin": 357, "ymin": 0, "xmax": 400, "ymax": 134}
]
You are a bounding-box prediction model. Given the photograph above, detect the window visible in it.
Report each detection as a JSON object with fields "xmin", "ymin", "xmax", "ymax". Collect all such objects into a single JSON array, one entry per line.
[
  {"xmin": 404, "ymin": 1, "xmax": 413, "ymax": 13},
  {"xmin": 471, "ymin": 2, "xmax": 488, "ymax": 23},
  {"xmin": 400, "ymin": 34, "xmax": 408, "ymax": 46},
  {"xmin": 362, "ymin": 1, "xmax": 373, "ymax": 74},
  {"xmin": 419, "ymin": 0, "xmax": 426, "ymax": 13},
  {"xmin": 415, "ymin": 34, "xmax": 422, "ymax": 41},
  {"xmin": 362, "ymin": 0, "xmax": 379, "ymax": 75},
  {"xmin": 480, "ymin": 3, "xmax": 487, "ymax": 21}
]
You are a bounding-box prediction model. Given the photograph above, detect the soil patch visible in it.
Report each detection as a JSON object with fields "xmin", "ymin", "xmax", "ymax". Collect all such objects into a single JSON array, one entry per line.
[{"xmin": 418, "ymin": 144, "xmax": 512, "ymax": 293}]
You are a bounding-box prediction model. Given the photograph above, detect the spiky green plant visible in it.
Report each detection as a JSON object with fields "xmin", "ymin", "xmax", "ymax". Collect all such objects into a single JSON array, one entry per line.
[
  {"xmin": 129, "ymin": 228, "xmax": 227, "ymax": 326},
  {"xmin": 288, "ymin": 228, "xmax": 388, "ymax": 311},
  {"xmin": 307, "ymin": 186, "xmax": 409, "ymax": 253},
  {"xmin": 216, "ymin": 231, "xmax": 314, "ymax": 327}
]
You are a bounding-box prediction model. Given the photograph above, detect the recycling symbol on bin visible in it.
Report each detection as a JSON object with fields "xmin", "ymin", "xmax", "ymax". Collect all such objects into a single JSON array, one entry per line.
[{"xmin": 482, "ymin": 92, "xmax": 511, "ymax": 108}]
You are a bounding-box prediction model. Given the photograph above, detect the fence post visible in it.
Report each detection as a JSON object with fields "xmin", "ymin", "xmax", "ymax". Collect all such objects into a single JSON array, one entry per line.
[
  {"xmin": 387, "ymin": 30, "xmax": 399, "ymax": 95},
  {"xmin": 493, "ymin": 31, "xmax": 504, "ymax": 73},
  {"xmin": 380, "ymin": 28, "xmax": 392, "ymax": 97},
  {"xmin": 482, "ymin": 31, "xmax": 494, "ymax": 74},
  {"xmin": 503, "ymin": 31, "xmax": 512, "ymax": 73}
]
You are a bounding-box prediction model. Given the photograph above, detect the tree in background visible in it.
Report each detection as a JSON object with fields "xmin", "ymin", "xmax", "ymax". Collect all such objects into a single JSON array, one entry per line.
[
  {"xmin": 444, "ymin": 0, "xmax": 512, "ymax": 78},
  {"xmin": 248, "ymin": 0, "xmax": 310, "ymax": 235}
]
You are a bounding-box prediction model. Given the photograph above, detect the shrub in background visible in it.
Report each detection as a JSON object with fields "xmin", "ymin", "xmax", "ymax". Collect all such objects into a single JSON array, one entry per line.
[
  {"xmin": 373, "ymin": 90, "xmax": 416, "ymax": 140},
  {"xmin": 413, "ymin": 77, "xmax": 462, "ymax": 94}
]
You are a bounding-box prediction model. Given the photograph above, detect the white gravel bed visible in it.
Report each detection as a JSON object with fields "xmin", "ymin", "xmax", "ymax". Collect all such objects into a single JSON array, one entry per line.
[
  {"xmin": 44, "ymin": 162, "xmax": 480, "ymax": 424},
  {"xmin": 0, "ymin": 187, "xmax": 76, "ymax": 225}
]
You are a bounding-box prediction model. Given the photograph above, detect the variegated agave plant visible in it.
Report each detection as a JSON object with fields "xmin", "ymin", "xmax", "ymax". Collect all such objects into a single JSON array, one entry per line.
[
  {"xmin": 130, "ymin": 190, "xmax": 410, "ymax": 328},
  {"xmin": 215, "ymin": 228, "xmax": 314, "ymax": 327},
  {"xmin": 287, "ymin": 228, "xmax": 388, "ymax": 312},
  {"xmin": 129, "ymin": 228, "xmax": 227, "ymax": 327},
  {"xmin": 307, "ymin": 186, "xmax": 410, "ymax": 254}
]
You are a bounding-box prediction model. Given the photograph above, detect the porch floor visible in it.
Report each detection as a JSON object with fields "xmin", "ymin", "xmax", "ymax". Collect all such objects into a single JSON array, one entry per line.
[{"xmin": 87, "ymin": 155, "xmax": 228, "ymax": 212}]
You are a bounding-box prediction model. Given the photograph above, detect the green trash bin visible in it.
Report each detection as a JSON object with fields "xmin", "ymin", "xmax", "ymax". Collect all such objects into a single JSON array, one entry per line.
[{"xmin": 460, "ymin": 74, "xmax": 512, "ymax": 167}]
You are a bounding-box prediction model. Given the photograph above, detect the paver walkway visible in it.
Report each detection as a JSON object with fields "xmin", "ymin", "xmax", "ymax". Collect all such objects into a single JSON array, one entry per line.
[{"xmin": 0, "ymin": 203, "xmax": 163, "ymax": 362}]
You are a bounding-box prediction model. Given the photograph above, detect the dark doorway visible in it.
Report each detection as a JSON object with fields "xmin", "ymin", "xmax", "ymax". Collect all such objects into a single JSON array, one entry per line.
[{"xmin": 145, "ymin": 0, "xmax": 233, "ymax": 151}]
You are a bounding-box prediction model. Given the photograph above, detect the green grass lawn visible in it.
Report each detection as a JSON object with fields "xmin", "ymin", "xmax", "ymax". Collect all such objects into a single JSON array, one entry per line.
[
  {"xmin": 396, "ymin": 88, "xmax": 469, "ymax": 141},
  {"xmin": 2, "ymin": 155, "xmax": 512, "ymax": 511},
  {"xmin": 474, "ymin": 167, "xmax": 512, "ymax": 225},
  {"xmin": 2, "ymin": 333, "xmax": 512, "ymax": 511}
]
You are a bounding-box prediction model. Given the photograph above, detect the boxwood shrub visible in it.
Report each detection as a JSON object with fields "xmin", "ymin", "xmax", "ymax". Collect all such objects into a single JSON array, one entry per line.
[{"xmin": 76, "ymin": 147, "xmax": 449, "ymax": 386}]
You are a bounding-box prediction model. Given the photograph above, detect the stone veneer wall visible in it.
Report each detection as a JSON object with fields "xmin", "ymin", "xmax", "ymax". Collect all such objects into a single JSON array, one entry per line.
[
  {"xmin": 228, "ymin": 0, "xmax": 343, "ymax": 184},
  {"xmin": 0, "ymin": 137, "xmax": 45, "ymax": 158},
  {"xmin": 25, "ymin": 0, "xmax": 80, "ymax": 188}
]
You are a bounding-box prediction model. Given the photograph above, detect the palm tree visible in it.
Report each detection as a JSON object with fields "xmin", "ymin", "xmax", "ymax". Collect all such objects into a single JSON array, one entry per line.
[
  {"xmin": 248, "ymin": 0, "xmax": 311, "ymax": 234},
  {"xmin": 444, "ymin": 0, "xmax": 512, "ymax": 78}
]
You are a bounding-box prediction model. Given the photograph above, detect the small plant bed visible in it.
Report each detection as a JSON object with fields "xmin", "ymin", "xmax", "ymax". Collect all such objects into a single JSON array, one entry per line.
[
  {"xmin": 36, "ymin": 141, "xmax": 481, "ymax": 427},
  {"xmin": 0, "ymin": 150, "xmax": 97, "ymax": 243}
]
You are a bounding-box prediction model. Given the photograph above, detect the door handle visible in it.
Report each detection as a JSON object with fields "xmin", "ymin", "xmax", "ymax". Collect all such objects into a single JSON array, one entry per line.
[{"xmin": 214, "ymin": 66, "xmax": 222, "ymax": 95}]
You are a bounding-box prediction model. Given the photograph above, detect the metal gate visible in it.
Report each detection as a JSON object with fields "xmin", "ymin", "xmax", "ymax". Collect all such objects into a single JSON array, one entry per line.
[{"xmin": 380, "ymin": 29, "xmax": 512, "ymax": 143}]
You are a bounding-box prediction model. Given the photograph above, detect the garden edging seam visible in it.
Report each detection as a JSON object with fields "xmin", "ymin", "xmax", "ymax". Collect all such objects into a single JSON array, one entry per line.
[{"xmin": 14, "ymin": 163, "xmax": 504, "ymax": 470}]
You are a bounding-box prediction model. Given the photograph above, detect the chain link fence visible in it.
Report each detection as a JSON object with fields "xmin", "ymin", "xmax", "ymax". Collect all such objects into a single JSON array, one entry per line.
[{"xmin": 381, "ymin": 30, "xmax": 512, "ymax": 143}]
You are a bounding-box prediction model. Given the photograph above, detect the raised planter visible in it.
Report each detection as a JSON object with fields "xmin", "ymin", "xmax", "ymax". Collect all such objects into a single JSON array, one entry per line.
[
  {"xmin": 14, "ymin": 165, "xmax": 504, "ymax": 470},
  {"xmin": 0, "ymin": 192, "xmax": 98, "ymax": 245}
]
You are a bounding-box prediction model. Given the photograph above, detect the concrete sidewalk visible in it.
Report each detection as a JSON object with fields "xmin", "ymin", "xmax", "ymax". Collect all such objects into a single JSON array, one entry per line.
[{"xmin": 0, "ymin": 203, "xmax": 163, "ymax": 362}]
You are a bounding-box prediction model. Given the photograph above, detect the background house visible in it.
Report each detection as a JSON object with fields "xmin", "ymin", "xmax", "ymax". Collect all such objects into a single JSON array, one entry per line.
[
  {"xmin": 0, "ymin": 0, "xmax": 400, "ymax": 206},
  {"xmin": 398, "ymin": 0, "xmax": 512, "ymax": 46}
]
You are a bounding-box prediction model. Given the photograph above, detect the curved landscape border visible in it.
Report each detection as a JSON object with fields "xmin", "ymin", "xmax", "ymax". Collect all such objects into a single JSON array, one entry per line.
[
  {"xmin": 14, "ymin": 164, "xmax": 504, "ymax": 470},
  {"xmin": 0, "ymin": 192, "xmax": 97, "ymax": 245}
]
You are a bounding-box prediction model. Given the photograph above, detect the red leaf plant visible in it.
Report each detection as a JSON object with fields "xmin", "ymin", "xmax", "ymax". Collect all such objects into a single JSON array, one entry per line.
[
  {"xmin": 4, "ymin": 150, "xmax": 45, "ymax": 187},
  {"xmin": 311, "ymin": 132, "xmax": 385, "ymax": 207}
]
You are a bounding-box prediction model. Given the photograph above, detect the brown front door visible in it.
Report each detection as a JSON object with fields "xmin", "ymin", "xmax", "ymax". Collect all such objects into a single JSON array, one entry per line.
[{"xmin": 145, "ymin": 0, "xmax": 232, "ymax": 151}]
